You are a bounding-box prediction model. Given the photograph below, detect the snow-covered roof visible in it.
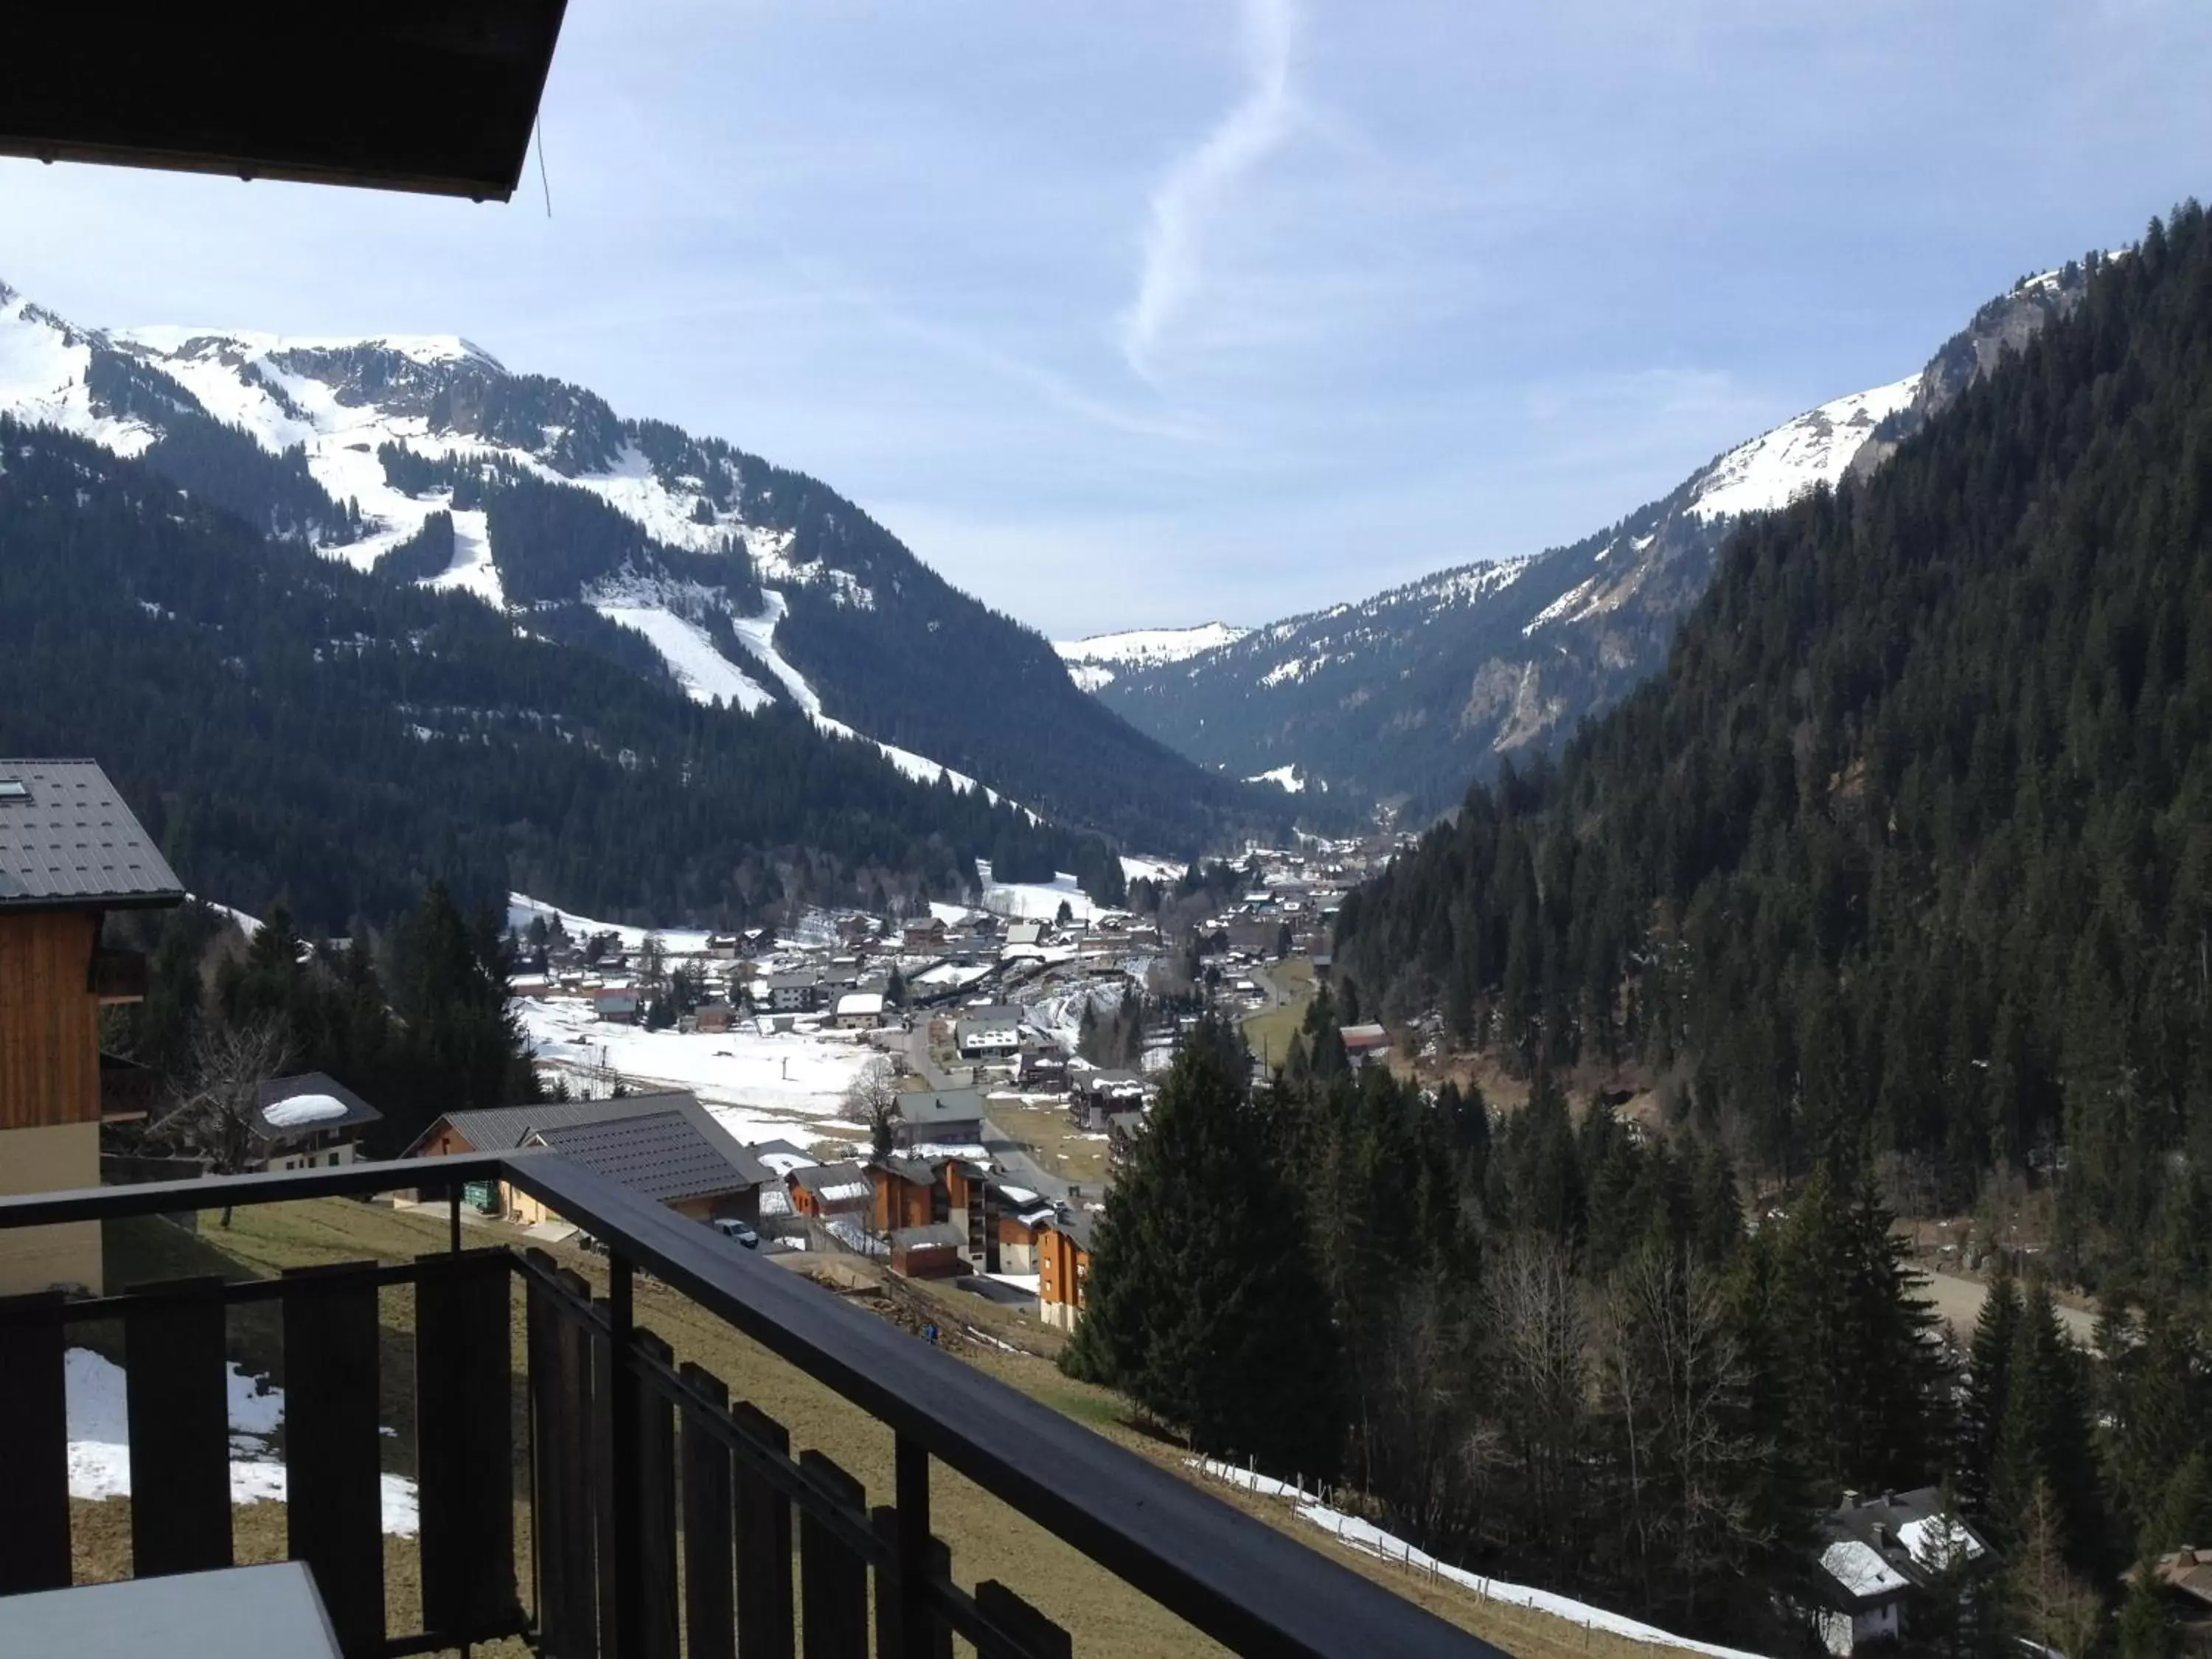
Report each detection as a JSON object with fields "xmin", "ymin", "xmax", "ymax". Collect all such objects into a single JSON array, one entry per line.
[
  {"xmin": 1819, "ymin": 1540, "xmax": 1910, "ymax": 1600},
  {"xmin": 262, "ymin": 1093, "xmax": 349, "ymax": 1129},
  {"xmin": 253, "ymin": 1072, "xmax": 381, "ymax": 1141}
]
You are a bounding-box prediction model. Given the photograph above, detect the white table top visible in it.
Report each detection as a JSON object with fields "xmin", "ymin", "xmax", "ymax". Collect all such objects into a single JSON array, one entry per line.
[{"xmin": 0, "ymin": 1562, "xmax": 342, "ymax": 1659}]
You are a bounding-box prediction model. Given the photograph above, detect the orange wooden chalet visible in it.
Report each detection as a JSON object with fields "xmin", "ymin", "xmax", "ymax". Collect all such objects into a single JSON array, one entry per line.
[{"xmin": 1036, "ymin": 1209, "xmax": 1096, "ymax": 1332}]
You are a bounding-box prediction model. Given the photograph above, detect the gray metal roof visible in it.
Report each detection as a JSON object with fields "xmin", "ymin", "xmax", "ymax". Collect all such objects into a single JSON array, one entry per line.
[
  {"xmin": 890, "ymin": 1222, "xmax": 967, "ymax": 1251},
  {"xmin": 895, "ymin": 1088, "xmax": 987, "ymax": 1126},
  {"xmin": 869, "ymin": 1154, "xmax": 937, "ymax": 1186},
  {"xmin": 415, "ymin": 1090, "xmax": 771, "ymax": 1187},
  {"xmin": 253, "ymin": 1072, "xmax": 383, "ymax": 1143},
  {"xmin": 1045, "ymin": 1208, "xmax": 1097, "ymax": 1252},
  {"xmin": 528, "ymin": 1110, "xmax": 766, "ymax": 1206},
  {"xmin": 0, "ymin": 760, "xmax": 184, "ymax": 911},
  {"xmin": 790, "ymin": 1160, "xmax": 872, "ymax": 1208}
]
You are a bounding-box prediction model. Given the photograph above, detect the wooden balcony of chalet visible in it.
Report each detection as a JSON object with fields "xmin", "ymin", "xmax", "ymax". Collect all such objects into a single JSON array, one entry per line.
[{"xmin": 0, "ymin": 1152, "xmax": 1503, "ymax": 1659}]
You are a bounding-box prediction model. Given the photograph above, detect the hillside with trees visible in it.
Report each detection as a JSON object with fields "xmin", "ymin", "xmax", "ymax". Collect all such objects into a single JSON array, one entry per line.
[
  {"xmin": 0, "ymin": 419, "xmax": 1128, "ymax": 935},
  {"xmin": 1338, "ymin": 204, "xmax": 2212, "ymax": 1281}
]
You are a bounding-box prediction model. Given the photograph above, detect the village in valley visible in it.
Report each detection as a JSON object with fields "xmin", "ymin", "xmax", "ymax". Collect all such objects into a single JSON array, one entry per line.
[{"xmin": 438, "ymin": 841, "xmax": 1389, "ymax": 1340}]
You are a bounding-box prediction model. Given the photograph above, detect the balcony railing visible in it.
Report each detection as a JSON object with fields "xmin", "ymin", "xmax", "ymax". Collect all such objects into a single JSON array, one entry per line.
[{"xmin": 0, "ymin": 1151, "xmax": 1503, "ymax": 1659}]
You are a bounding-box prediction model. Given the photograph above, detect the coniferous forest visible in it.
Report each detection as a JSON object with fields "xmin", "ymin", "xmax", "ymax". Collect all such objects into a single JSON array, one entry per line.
[{"xmin": 1339, "ymin": 204, "xmax": 2212, "ymax": 1280}]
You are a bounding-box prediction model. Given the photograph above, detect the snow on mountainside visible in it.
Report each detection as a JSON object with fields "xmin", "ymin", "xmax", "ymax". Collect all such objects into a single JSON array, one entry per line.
[
  {"xmin": 1684, "ymin": 372, "xmax": 1921, "ymax": 521},
  {"xmin": 0, "ymin": 280, "xmax": 1265, "ymax": 850},
  {"xmin": 1054, "ymin": 622, "xmax": 1249, "ymax": 690},
  {"xmin": 1083, "ymin": 265, "xmax": 2092, "ymax": 813}
]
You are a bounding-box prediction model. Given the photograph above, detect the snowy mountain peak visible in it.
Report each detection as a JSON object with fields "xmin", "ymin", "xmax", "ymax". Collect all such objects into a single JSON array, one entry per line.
[
  {"xmin": 118, "ymin": 326, "xmax": 504, "ymax": 374},
  {"xmin": 1684, "ymin": 372, "xmax": 1921, "ymax": 522}
]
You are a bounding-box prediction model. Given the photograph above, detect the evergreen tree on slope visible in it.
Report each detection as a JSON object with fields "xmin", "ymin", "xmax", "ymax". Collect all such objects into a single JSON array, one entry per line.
[{"xmin": 1065, "ymin": 1016, "xmax": 1346, "ymax": 1479}]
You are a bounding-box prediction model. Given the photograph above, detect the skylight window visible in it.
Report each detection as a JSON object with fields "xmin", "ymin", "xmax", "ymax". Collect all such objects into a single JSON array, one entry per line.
[{"xmin": 0, "ymin": 779, "xmax": 29, "ymax": 802}]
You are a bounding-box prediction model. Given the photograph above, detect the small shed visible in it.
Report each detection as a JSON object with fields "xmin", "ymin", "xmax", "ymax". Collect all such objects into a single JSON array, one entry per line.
[{"xmin": 889, "ymin": 1222, "xmax": 967, "ymax": 1280}]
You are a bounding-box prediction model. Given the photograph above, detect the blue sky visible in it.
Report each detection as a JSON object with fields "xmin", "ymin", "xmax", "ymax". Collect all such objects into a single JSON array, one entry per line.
[{"xmin": 5, "ymin": 1, "xmax": 2210, "ymax": 637}]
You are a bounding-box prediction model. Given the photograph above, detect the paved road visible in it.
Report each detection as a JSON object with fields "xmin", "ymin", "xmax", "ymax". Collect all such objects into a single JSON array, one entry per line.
[
  {"xmin": 1919, "ymin": 1270, "xmax": 2097, "ymax": 1346},
  {"xmin": 1247, "ymin": 961, "xmax": 1293, "ymax": 1010}
]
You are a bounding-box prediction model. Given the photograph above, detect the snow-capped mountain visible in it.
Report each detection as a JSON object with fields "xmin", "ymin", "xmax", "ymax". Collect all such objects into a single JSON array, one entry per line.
[
  {"xmin": 1085, "ymin": 268, "xmax": 2089, "ymax": 814},
  {"xmin": 0, "ymin": 280, "xmax": 1270, "ymax": 854},
  {"xmin": 1053, "ymin": 622, "xmax": 1248, "ymax": 691}
]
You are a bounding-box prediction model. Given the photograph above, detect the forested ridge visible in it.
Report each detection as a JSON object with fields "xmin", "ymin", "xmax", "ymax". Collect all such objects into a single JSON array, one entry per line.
[
  {"xmin": 1339, "ymin": 204, "xmax": 2212, "ymax": 1274},
  {"xmin": 0, "ymin": 419, "xmax": 1126, "ymax": 934}
]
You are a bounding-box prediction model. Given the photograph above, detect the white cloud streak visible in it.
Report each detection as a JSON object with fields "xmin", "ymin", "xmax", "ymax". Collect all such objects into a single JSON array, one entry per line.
[{"xmin": 1118, "ymin": 0, "xmax": 1298, "ymax": 380}]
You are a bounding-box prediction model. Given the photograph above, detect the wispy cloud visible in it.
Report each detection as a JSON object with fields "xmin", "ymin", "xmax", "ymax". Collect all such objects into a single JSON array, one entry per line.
[{"xmin": 1118, "ymin": 0, "xmax": 1298, "ymax": 380}]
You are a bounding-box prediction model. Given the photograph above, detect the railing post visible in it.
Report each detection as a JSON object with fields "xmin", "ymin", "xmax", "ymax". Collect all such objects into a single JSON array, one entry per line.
[
  {"xmin": 894, "ymin": 1435, "xmax": 935, "ymax": 1659},
  {"xmin": 448, "ymin": 1180, "xmax": 462, "ymax": 1253},
  {"xmin": 608, "ymin": 1251, "xmax": 641, "ymax": 1659}
]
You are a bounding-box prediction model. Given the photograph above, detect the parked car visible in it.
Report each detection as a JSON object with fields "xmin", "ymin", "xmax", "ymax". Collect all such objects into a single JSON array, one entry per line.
[{"xmin": 712, "ymin": 1218, "xmax": 759, "ymax": 1249}]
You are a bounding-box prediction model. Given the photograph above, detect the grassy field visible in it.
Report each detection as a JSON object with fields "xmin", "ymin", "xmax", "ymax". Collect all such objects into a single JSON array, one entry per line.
[
  {"xmin": 71, "ymin": 1198, "xmax": 1716, "ymax": 1659},
  {"xmin": 1242, "ymin": 955, "xmax": 1317, "ymax": 1069},
  {"xmin": 987, "ymin": 1093, "xmax": 1113, "ymax": 1189}
]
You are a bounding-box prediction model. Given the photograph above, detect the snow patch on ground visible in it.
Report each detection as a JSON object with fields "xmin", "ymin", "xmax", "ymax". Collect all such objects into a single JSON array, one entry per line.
[
  {"xmin": 1194, "ymin": 1459, "xmax": 1763, "ymax": 1659},
  {"xmin": 1119, "ymin": 854, "xmax": 1187, "ymax": 886},
  {"xmin": 975, "ymin": 861, "xmax": 1102, "ymax": 923},
  {"xmin": 66, "ymin": 1347, "xmax": 420, "ymax": 1535},
  {"xmin": 1244, "ymin": 764, "xmax": 1307, "ymax": 793},
  {"xmin": 513, "ymin": 994, "xmax": 876, "ymax": 1135},
  {"xmin": 724, "ymin": 593, "xmax": 1012, "ymax": 806},
  {"xmin": 423, "ymin": 507, "xmax": 503, "ymax": 607},
  {"xmin": 595, "ymin": 605, "xmax": 774, "ymax": 711},
  {"xmin": 507, "ymin": 892, "xmax": 715, "ymax": 954}
]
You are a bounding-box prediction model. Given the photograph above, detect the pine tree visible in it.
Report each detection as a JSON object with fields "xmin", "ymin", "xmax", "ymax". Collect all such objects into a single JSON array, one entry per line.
[
  {"xmin": 1958, "ymin": 1260, "xmax": 2021, "ymax": 1517},
  {"xmin": 1993, "ymin": 1278, "xmax": 2106, "ymax": 1576},
  {"xmin": 1770, "ymin": 1164, "xmax": 1947, "ymax": 1496},
  {"xmin": 1065, "ymin": 1017, "xmax": 1346, "ymax": 1478}
]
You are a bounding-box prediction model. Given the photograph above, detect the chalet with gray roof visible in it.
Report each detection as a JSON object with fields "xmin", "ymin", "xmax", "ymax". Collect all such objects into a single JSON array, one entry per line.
[
  {"xmin": 403, "ymin": 1090, "xmax": 772, "ymax": 1225},
  {"xmin": 0, "ymin": 759, "xmax": 183, "ymax": 1294},
  {"xmin": 892, "ymin": 1088, "xmax": 987, "ymax": 1150}
]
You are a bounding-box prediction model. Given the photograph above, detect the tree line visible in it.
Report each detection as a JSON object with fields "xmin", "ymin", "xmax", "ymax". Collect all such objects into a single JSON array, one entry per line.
[{"xmin": 1072, "ymin": 1004, "xmax": 2212, "ymax": 1653}]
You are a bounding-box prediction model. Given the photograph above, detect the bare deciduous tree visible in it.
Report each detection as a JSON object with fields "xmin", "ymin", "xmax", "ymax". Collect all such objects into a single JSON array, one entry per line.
[
  {"xmin": 1481, "ymin": 1232, "xmax": 1590, "ymax": 1556},
  {"xmin": 1596, "ymin": 1248, "xmax": 1769, "ymax": 1624},
  {"xmin": 842, "ymin": 1058, "xmax": 900, "ymax": 1157},
  {"xmin": 2007, "ymin": 1480, "xmax": 2104, "ymax": 1658},
  {"xmin": 147, "ymin": 1018, "xmax": 291, "ymax": 1225}
]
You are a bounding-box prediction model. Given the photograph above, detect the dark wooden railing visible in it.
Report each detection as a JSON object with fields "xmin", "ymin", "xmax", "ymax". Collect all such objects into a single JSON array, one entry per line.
[{"xmin": 0, "ymin": 1152, "xmax": 1505, "ymax": 1659}]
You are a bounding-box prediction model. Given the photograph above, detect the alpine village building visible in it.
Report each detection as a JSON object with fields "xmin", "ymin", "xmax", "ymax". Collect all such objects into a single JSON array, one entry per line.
[{"xmin": 0, "ymin": 760, "xmax": 183, "ymax": 1295}]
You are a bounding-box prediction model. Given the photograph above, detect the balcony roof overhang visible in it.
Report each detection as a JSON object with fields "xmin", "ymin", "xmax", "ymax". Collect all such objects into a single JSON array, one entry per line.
[{"xmin": 0, "ymin": 1, "xmax": 568, "ymax": 201}]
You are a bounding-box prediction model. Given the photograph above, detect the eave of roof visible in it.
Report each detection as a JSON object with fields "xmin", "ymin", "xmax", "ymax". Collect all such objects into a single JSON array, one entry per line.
[{"xmin": 0, "ymin": 1, "xmax": 568, "ymax": 201}]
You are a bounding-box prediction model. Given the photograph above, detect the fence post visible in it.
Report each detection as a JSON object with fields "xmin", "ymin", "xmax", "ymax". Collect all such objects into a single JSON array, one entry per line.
[
  {"xmin": 894, "ymin": 1435, "xmax": 936, "ymax": 1659},
  {"xmin": 607, "ymin": 1252, "xmax": 641, "ymax": 1659}
]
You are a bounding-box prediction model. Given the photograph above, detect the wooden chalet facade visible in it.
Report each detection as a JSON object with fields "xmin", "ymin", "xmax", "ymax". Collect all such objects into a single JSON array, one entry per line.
[
  {"xmin": 1036, "ymin": 1210, "xmax": 1095, "ymax": 1332},
  {"xmin": 0, "ymin": 760, "xmax": 183, "ymax": 1293}
]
